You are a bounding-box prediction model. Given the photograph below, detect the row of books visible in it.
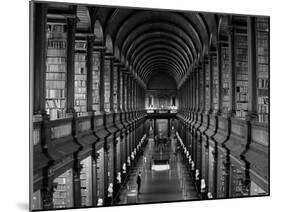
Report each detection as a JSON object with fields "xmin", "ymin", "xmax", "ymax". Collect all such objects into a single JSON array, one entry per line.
[
  {"xmin": 258, "ymin": 114, "xmax": 268, "ymax": 123},
  {"xmin": 47, "ymin": 64, "xmax": 66, "ymax": 72},
  {"xmin": 258, "ymin": 96, "xmax": 269, "ymax": 105},
  {"xmin": 46, "ymin": 99, "xmax": 66, "ymax": 108},
  {"xmin": 47, "ymin": 40, "xmax": 67, "ymax": 49},
  {"xmin": 74, "ymin": 80, "xmax": 86, "ymax": 88},
  {"xmin": 33, "ymin": 128, "xmax": 40, "ymax": 146},
  {"xmin": 46, "ymin": 89, "xmax": 65, "ymax": 99},
  {"xmin": 46, "ymin": 73, "xmax": 65, "ymax": 80},
  {"xmin": 257, "ymin": 55, "xmax": 269, "ymax": 64},
  {"xmin": 258, "ymin": 104, "xmax": 269, "ymax": 113},
  {"xmin": 258, "ymin": 64, "xmax": 269, "ymax": 73},
  {"xmin": 236, "ymin": 93, "xmax": 248, "ymax": 101},
  {"xmin": 236, "ymin": 110, "xmax": 247, "ymax": 118},
  {"xmin": 75, "ymin": 54, "xmax": 86, "ymax": 61},
  {"xmin": 236, "ymin": 86, "xmax": 248, "ymax": 93},
  {"xmin": 75, "ymin": 41, "xmax": 87, "ymax": 51},
  {"xmin": 237, "ymin": 81, "xmax": 248, "ymax": 86},
  {"xmin": 74, "ymin": 106, "xmax": 87, "ymax": 112},
  {"xmin": 74, "ymin": 93, "xmax": 87, "ymax": 100},
  {"xmin": 48, "ymin": 108, "xmax": 64, "ymax": 120},
  {"xmin": 74, "ymin": 99, "xmax": 87, "ymax": 105},
  {"xmin": 47, "ymin": 24, "xmax": 66, "ymax": 33},
  {"xmin": 236, "ymin": 73, "xmax": 248, "ymax": 81},
  {"xmin": 237, "ymin": 102, "xmax": 248, "ymax": 110},
  {"xmin": 258, "ymin": 79, "xmax": 269, "ymax": 89},
  {"xmin": 46, "ymin": 81, "xmax": 65, "ymax": 89},
  {"xmin": 74, "ymin": 74, "xmax": 87, "ymax": 81},
  {"xmin": 47, "ymin": 57, "xmax": 66, "ymax": 64},
  {"xmin": 257, "ymin": 47, "xmax": 268, "ymax": 55},
  {"xmin": 75, "ymin": 87, "xmax": 86, "ymax": 93},
  {"xmin": 256, "ymin": 19, "xmax": 269, "ymax": 31},
  {"xmin": 223, "ymin": 82, "xmax": 230, "ymax": 88}
]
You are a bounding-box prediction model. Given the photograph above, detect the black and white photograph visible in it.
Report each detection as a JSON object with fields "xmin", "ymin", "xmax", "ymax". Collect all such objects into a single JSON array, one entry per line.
[{"xmin": 28, "ymin": 0, "xmax": 271, "ymax": 211}]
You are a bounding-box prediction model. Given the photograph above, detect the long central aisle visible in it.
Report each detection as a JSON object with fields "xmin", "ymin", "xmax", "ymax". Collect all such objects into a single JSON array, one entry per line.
[{"xmin": 115, "ymin": 137, "xmax": 200, "ymax": 205}]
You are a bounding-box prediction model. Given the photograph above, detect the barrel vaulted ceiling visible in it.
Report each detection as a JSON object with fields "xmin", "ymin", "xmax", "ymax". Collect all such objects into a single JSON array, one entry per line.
[{"xmin": 48, "ymin": 3, "xmax": 219, "ymax": 87}]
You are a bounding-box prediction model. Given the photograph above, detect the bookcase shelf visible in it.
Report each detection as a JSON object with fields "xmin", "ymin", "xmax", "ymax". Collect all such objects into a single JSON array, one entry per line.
[
  {"xmin": 221, "ymin": 46, "xmax": 230, "ymax": 113},
  {"xmin": 199, "ymin": 66, "xmax": 204, "ymax": 108},
  {"xmin": 53, "ymin": 169, "xmax": 73, "ymax": 208},
  {"xmin": 92, "ymin": 52, "xmax": 100, "ymax": 112},
  {"xmin": 256, "ymin": 17, "xmax": 269, "ymax": 123},
  {"xmin": 80, "ymin": 156, "xmax": 92, "ymax": 206},
  {"xmin": 212, "ymin": 55, "xmax": 219, "ymax": 111},
  {"xmin": 74, "ymin": 40, "xmax": 87, "ymax": 116},
  {"xmin": 205, "ymin": 62, "xmax": 210, "ymax": 111},
  {"xmin": 120, "ymin": 71, "xmax": 123, "ymax": 110},
  {"xmin": 104, "ymin": 59, "xmax": 111, "ymax": 112},
  {"xmin": 113, "ymin": 66, "xmax": 118, "ymax": 111},
  {"xmin": 46, "ymin": 23, "xmax": 67, "ymax": 120},
  {"xmin": 96, "ymin": 148, "xmax": 105, "ymax": 201},
  {"xmin": 234, "ymin": 31, "xmax": 248, "ymax": 119}
]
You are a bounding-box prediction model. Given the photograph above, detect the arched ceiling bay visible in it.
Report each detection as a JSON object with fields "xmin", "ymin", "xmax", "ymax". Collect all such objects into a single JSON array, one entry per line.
[{"xmin": 93, "ymin": 6, "xmax": 217, "ymax": 86}]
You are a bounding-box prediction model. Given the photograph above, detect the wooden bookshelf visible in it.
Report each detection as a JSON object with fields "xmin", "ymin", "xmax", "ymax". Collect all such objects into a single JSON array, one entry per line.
[
  {"xmin": 53, "ymin": 169, "xmax": 73, "ymax": 208},
  {"xmin": 120, "ymin": 71, "xmax": 123, "ymax": 110},
  {"xmin": 256, "ymin": 17, "xmax": 269, "ymax": 123},
  {"xmin": 221, "ymin": 46, "xmax": 230, "ymax": 113},
  {"xmin": 234, "ymin": 31, "xmax": 248, "ymax": 119},
  {"xmin": 212, "ymin": 55, "xmax": 219, "ymax": 111},
  {"xmin": 45, "ymin": 23, "xmax": 67, "ymax": 120},
  {"xmin": 92, "ymin": 52, "xmax": 100, "ymax": 112},
  {"xmin": 113, "ymin": 66, "xmax": 118, "ymax": 111},
  {"xmin": 124, "ymin": 74, "xmax": 127, "ymax": 109},
  {"xmin": 74, "ymin": 40, "xmax": 87, "ymax": 116},
  {"xmin": 80, "ymin": 156, "xmax": 92, "ymax": 207},
  {"xmin": 199, "ymin": 66, "xmax": 204, "ymax": 108},
  {"xmin": 205, "ymin": 61, "xmax": 210, "ymax": 111},
  {"xmin": 104, "ymin": 59, "xmax": 111, "ymax": 112},
  {"xmin": 231, "ymin": 166, "xmax": 249, "ymax": 197},
  {"xmin": 96, "ymin": 148, "xmax": 105, "ymax": 201}
]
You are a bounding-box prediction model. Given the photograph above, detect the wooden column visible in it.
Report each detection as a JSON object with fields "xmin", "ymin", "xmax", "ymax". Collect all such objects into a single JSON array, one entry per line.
[
  {"xmin": 66, "ymin": 18, "xmax": 77, "ymax": 113},
  {"xmin": 86, "ymin": 36, "xmax": 94, "ymax": 112},
  {"xmin": 247, "ymin": 17, "xmax": 258, "ymax": 120},
  {"xmin": 33, "ymin": 3, "xmax": 47, "ymax": 114}
]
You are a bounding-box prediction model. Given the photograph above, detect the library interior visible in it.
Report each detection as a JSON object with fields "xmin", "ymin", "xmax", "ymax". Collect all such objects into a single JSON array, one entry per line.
[{"xmin": 31, "ymin": 2, "xmax": 269, "ymax": 210}]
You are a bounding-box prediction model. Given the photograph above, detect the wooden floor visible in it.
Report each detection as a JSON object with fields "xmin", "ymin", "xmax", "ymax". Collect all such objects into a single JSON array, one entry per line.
[{"xmin": 115, "ymin": 137, "xmax": 200, "ymax": 205}]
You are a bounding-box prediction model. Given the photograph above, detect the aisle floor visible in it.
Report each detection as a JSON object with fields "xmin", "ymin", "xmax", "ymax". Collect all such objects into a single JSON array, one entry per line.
[{"xmin": 115, "ymin": 138, "xmax": 200, "ymax": 205}]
